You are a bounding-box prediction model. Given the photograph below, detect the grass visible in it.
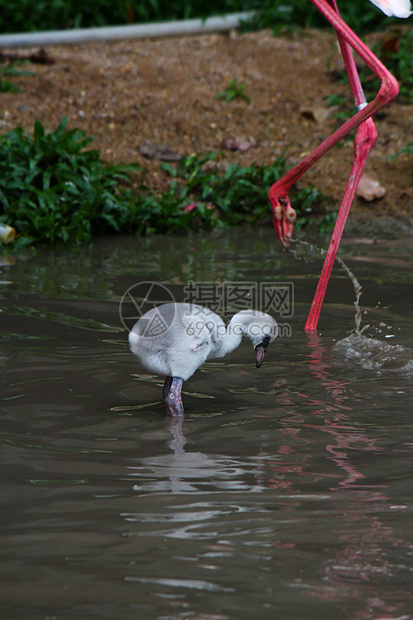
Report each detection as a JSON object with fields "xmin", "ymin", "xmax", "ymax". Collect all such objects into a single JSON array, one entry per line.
[
  {"xmin": 390, "ymin": 141, "xmax": 413, "ymax": 159},
  {"xmin": 0, "ymin": 119, "xmax": 328, "ymax": 248},
  {"xmin": 215, "ymin": 79, "xmax": 251, "ymax": 104},
  {"xmin": 0, "ymin": 62, "xmax": 35, "ymax": 94}
]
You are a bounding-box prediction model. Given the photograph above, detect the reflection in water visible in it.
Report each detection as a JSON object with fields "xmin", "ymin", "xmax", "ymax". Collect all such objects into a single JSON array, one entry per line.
[
  {"xmin": 2, "ymin": 232, "xmax": 413, "ymax": 619},
  {"xmin": 168, "ymin": 417, "xmax": 187, "ymax": 454},
  {"xmin": 129, "ymin": 429, "xmax": 268, "ymax": 497},
  {"xmin": 123, "ymin": 328, "xmax": 413, "ymax": 618},
  {"xmin": 303, "ymin": 332, "xmax": 412, "ymax": 618},
  {"xmin": 305, "ymin": 331, "xmax": 378, "ymax": 490}
]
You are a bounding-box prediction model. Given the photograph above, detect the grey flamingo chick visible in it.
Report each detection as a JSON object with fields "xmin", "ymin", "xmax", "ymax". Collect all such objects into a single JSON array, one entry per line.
[{"xmin": 128, "ymin": 303, "xmax": 278, "ymax": 415}]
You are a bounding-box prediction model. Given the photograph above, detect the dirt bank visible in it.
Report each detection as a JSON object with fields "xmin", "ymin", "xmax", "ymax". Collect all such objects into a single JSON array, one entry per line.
[{"xmin": 2, "ymin": 27, "xmax": 413, "ymax": 233}]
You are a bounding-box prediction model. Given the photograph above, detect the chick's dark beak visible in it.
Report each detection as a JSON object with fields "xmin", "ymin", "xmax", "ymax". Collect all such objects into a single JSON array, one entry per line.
[
  {"xmin": 255, "ymin": 343, "xmax": 267, "ymax": 368},
  {"xmin": 255, "ymin": 335, "xmax": 272, "ymax": 368}
]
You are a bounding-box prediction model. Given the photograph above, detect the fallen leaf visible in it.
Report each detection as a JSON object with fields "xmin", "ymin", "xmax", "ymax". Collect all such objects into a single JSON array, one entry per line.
[
  {"xmin": 29, "ymin": 48, "xmax": 55, "ymax": 65},
  {"xmin": 299, "ymin": 104, "xmax": 330, "ymax": 124},
  {"xmin": 0, "ymin": 47, "xmax": 54, "ymax": 65},
  {"xmin": 138, "ymin": 141, "xmax": 181, "ymax": 162},
  {"xmin": 381, "ymin": 27, "xmax": 402, "ymax": 55},
  {"xmin": 220, "ymin": 136, "xmax": 259, "ymax": 152},
  {"xmin": 356, "ymin": 173, "xmax": 386, "ymax": 201}
]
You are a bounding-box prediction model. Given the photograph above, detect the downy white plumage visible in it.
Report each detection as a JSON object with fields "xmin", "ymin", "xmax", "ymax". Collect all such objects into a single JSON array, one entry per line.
[{"xmin": 129, "ymin": 303, "xmax": 278, "ymax": 415}]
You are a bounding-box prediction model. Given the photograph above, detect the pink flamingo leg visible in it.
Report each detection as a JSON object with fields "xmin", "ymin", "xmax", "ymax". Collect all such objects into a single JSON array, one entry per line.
[
  {"xmin": 306, "ymin": 0, "xmax": 378, "ymax": 330},
  {"xmin": 305, "ymin": 118, "xmax": 377, "ymax": 330},
  {"xmin": 268, "ymin": 0, "xmax": 399, "ymax": 329}
]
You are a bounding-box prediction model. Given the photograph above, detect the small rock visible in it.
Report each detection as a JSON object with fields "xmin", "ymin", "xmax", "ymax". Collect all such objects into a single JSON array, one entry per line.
[{"xmin": 356, "ymin": 173, "xmax": 386, "ymax": 201}]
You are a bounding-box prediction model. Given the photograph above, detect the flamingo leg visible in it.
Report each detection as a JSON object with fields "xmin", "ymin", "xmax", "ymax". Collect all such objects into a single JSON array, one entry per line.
[
  {"xmin": 268, "ymin": 0, "xmax": 399, "ymax": 329},
  {"xmin": 305, "ymin": 118, "xmax": 377, "ymax": 329},
  {"xmin": 306, "ymin": 0, "xmax": 378, "ymax": 330},
  {"xmin": 163, "ymin": 376, "xmax": 173, "ymax": 399},
  {"xmin": 164, "ymin": 376, "xmax": 185, "ymax": 416}
]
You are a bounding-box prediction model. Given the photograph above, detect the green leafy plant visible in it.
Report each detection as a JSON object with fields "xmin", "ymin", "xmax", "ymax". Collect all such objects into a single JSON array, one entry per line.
[
  {"xmin": 0, "ymin": 119, "xmax": 328, "ymax": 248},
  {"xmin": 215, "ymin": 78, "xmax": 251, "ymax": 104},
  {"xmin": 317, "ymin": 211, "xmax": 338, "ymax": 235},
  {"xmin": 389, "ymin": 141, "xmax": 413, "ymax": 159},
  {"xmin": 0, "ymin": 118, "xmax": 139, "ymax": 246},
  {"xmin": 0, "ymin": 80, "xmax": 21, "ymax": 94},
  {"xmin": 161, "ymin": 151, "xmax": 325, "ymax": 230},
  {"xmin": 376, "ymin": 30, "xmax": 413, "ymax": 103},
  {"xmin": 0, "ymin": 0, "xmax": 396, "ymax": 36},
  {"xmin": 323, "ymin": 94, "xmax": 353, "ymax": 122},
  {"xmin": 336, "ymin": 30, "xmax": 413, "ymax": 104},
  {"xmin": 0, "ymin": 0, "xmax": 258, "ymax": 33},
  {"xmin": 0, "ymin": 62, "xmax": 35, "ymax": 94}
]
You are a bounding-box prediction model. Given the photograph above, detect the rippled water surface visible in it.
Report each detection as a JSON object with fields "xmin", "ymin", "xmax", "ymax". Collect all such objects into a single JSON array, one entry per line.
[{"xmin": 1, "ymin": 229, "xmax": 413, "ymax": 619}]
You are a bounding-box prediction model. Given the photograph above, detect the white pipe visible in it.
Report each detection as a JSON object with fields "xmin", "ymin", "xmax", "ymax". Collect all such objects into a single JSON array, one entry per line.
[{"xmin": 0, "ymin": 12, "xmax": 254, "ymax": 49}]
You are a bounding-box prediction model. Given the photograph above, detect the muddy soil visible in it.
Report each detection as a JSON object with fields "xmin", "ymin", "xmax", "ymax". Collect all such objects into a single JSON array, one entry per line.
[{"xmin": 2, "ymin": 27, "xmax": 413, "ymax": 234}]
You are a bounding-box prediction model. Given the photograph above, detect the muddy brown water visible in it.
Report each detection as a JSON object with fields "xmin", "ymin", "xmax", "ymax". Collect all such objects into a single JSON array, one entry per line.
[{"xmin": 1, "ymin": 228, "xmax": 413, "ymax": 619}]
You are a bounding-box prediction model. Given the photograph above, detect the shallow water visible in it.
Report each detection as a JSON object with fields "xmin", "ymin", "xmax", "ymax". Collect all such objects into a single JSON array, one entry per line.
[{"xmin": 1, "ymin": 229, "xmax": 413, "ymax": 620}]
